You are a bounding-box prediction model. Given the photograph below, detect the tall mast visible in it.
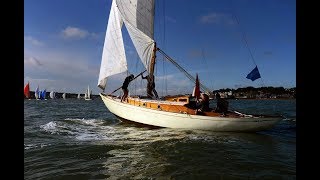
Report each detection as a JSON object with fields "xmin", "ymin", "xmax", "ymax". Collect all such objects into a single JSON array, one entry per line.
[{"xmin": 147, "ymin": 42, "xmax": 157, "ymax": 97}]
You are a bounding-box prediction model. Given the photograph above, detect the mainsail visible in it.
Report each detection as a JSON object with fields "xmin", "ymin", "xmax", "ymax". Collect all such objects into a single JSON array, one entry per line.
[{"xmin": 116, "ymin": 0, "xmax": 155, "ymax": 72}]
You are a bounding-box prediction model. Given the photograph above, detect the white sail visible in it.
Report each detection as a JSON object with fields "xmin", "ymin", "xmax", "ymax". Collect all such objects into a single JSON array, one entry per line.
[
  {"xmin": 116, "ymin": 0, "xmax": 155, "ymax": 72},
  {"xmin": 35, "ymin": 86, "xmax": 39, "ymax": 99},
  {"xmin": 62, "ymin": 93, "xmax": 66, "ymax": 99},
  {"xmin": 49, "ymin": 91, "xmax": 55, "ymax": 99},
  {"xmin": 84, "ymin": 85, "xmax": 92, "ymax": 100},
  {"xmin": 77, "ymin": 93, "xmax": 81, "ymax": 99},
  {"xmin": 98, "ymin": 0, "xmax": 127, "ymax": 90},
  {"xmin": 87, "ymin": 85, "xmax": 91, "ymax": 99}
]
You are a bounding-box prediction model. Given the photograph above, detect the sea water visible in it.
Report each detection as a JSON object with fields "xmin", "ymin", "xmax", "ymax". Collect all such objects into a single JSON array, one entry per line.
[{"xmin": 24, "ymin": 98, "xmax": 296, "ymax": 179}]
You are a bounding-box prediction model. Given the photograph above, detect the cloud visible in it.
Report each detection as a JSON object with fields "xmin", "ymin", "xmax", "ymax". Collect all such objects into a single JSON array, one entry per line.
[
  {"xmin": 200, "ymin": 13, "xmax": 234, "ymax": 25},
  {"xmin": 24, "ymin": 36, "xmax": 44, "ymax": 46},
  {"xmin": 24, "ymin": 56, "xmax": 43, "ymax": 67},
  {"xmin": 24, "ymin": 49, "xmax": 101, "ymax": 94},
  {"xmin": 61, "ymin": 26, "xmax": 89, "ymax": 39}
]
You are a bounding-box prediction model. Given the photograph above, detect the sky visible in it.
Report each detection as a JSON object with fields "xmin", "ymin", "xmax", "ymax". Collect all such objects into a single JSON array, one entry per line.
[{"xmin": 24, "ymin": 0, "xmax": 296, "ymax": 96}]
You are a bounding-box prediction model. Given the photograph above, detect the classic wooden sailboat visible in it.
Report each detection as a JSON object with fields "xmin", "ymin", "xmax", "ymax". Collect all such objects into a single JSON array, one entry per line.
[{"xmin": 97, "ymin": 0, "xmax": 283, "ymax": 132}]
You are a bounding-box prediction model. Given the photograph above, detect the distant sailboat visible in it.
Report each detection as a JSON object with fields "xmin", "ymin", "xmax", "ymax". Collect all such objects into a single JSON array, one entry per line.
[
  {"xmin": 84, "ymin": 85, "xmax": 92, "ymax": 100},
  {"xmin": 40, "ymin": 89, "xmax": 47, "ymax": 100},
  {"xmin": 49, "ymin": 91, "xmax": 55, "ymax": 99},
  {"xmin": 77, "ymin": 93, "xmax": 81, "ymax": 99},
  {"xmin": 62, "ymin": 93, "xmax": 66, "ymax": 99},
  {"xmin": 24, "ymin": 82, "xmax": 30, "ymax": 99},
  {"xmin": 35, "ymin": 85, "xmax": 40, "ymax": 100}
]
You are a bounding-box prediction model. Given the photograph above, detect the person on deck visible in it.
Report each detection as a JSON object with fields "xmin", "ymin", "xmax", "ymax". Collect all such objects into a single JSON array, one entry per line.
[
  {"xmin": 215, "ymin": 92, "xmax": 229, "ymax": 116},
  {"xmin": 121, "ymin": 74, "xmax": 134, "ymax": 102},
  {"xmin": 195, "ymin": 93, "xmax": 210, "ymax": 114},
  {"xmin": 142, "ymin": 74, "xmax": 159, "ymax": 99}
]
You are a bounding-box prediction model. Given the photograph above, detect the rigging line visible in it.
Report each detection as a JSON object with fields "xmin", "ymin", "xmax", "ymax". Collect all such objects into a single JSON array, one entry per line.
[
  {"xmin": 163, "ymin": 0, "xmax": 167, "ymax": 96},
  {"xmin": 201, "ymin": 48, "xmax": 214, "ymax": 91},
  {"xmin": 157, "ymin": 48, "xmax": 212, "ymax": 94},
  {"xmin": 232, "ymin": 14, "xmax": 256, "ymax": 67},
  {"xmin": 231, "ymin": 7, "xmax": 265, "ymax": 87}
]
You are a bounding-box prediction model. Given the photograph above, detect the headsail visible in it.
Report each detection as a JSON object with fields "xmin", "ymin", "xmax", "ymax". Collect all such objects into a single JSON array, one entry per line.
[{"xmin": 98, "ymin": 0, "xmax": 127, "ymax": 90}]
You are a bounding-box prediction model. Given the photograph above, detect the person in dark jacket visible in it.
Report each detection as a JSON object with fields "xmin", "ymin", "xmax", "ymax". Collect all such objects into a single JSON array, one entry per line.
[
  {"xmin": 215, "ymin": 92, "xmax": 229, "ymax": 116},
  {"xmin": 195, "ymin": 93, "xmax": 210, "ymax": 115},
  {"xmin": 121, "ymin": 74, "xmax": 134, "ymax": 102},
  {"xmin": 142, "ymin": 74, "xmax": 159, "ymax": 99}
]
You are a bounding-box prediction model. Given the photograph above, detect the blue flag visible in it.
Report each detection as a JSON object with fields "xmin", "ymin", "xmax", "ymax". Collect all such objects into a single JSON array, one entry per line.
[{"xmin": 246, "ymin": 66, "xmax": 261, "ymax": 81}]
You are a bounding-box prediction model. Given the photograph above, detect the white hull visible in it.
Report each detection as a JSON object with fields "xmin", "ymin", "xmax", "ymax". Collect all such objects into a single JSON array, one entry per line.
[{"xmin": 100, "ymin": 94, "xmax": 281, "ymax": 132}]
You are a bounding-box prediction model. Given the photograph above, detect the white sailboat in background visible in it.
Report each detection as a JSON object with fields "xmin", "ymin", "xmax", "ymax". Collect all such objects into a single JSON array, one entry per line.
[
  {"xmin": 97, "ymin": 0, "xmax": 283, "ymax": 132},
  {"xmin": 77, "ymin": 93, "xmax": 81, "ymax": 99},
  {"xmin": 84, "ymin": 85, "xmax": 92, "ymax": 100},
  {"xmin": 62, "ymin": 93, "xmax": 66, "ymax": 100},
  {"xmin": 35, "ymin": 85, "xmax": 40, "ymax": 100},
  {"xmin": 49, "ymin": 91, "xmax": 55, "ymax": 99}
]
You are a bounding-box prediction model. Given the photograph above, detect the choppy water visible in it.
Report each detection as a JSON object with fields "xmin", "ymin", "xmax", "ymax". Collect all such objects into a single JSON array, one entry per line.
[{"xmin": 24, "ymin": 98, "xmax": 296, "ymax": 179}]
